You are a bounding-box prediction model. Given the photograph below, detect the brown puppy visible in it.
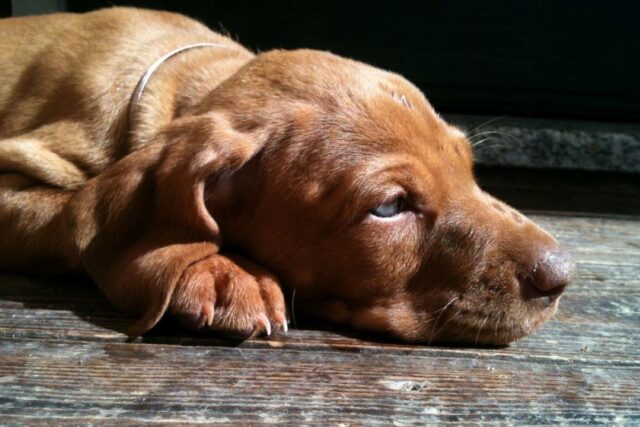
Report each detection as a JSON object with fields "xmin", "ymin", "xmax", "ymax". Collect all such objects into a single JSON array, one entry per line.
[{"xmin": 0, "ymin": 8, "xmax": 575, "ymax": 344}]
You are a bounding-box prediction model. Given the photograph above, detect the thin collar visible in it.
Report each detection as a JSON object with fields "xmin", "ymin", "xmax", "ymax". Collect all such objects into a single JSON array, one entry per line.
[{"xmin": 129, "ymin": 42, "xmax": 229, "ymax": 126}]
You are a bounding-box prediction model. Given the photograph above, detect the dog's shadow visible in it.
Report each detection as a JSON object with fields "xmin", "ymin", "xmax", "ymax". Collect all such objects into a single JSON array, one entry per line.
[
  {"xmin": 0, "ymin": 272, "xmax": 385, "ymax": 348},
  {"xmin": 0, "ymin": 271, "xmax": 338, "ymax": 346},
  {"xmin": 0, "ymin": 271, "xmax": 504, "ymax": 351},
  {"xmin": 0, "ymin": 272, "xmax": 143, "ymax": 338}
]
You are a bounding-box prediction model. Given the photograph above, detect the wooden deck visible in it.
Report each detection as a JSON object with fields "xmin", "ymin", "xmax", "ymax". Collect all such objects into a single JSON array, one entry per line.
[{"xmin": 1, "ymin": 168, "xmax": 639, "ymax": 424}]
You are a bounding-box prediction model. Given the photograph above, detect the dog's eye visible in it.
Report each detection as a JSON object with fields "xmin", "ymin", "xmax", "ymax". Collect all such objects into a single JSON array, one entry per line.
[{"xmin": 370, "ymin": 197, "xmax": 406, "ymax": 218}]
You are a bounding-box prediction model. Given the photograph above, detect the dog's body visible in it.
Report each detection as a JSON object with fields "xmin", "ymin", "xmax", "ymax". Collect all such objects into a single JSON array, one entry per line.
[
  {"xmin": 0, "ymin": 8, "xmax": 252, "ymax": 269},
  {"xmin": 0, "ymin": 8, "xmax": 575, "ymax": 343}
]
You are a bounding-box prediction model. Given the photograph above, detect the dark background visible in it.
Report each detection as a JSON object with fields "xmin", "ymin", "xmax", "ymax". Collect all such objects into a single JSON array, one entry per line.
[{"xmin": 58, "ymin": 0, "xmax": 639, "ymax": 123}]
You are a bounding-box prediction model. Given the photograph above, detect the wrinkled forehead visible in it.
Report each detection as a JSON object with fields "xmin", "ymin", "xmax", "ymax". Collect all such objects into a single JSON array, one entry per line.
[
  {"xmin": 258, "ymin": 54, "xmax": 474, "ymax": 184},
  {"xmin": 316, "ymin": 77, "xmax": 473, "ymax": 169},
  {"xmin": 263, "ymin": 97, "xmax": 474, "ymax": 208}
]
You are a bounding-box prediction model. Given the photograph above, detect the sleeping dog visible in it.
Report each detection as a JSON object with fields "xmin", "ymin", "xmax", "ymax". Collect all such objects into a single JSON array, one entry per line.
[{"xmin": 0, "ymin": 7, "xmax": 575, "ymax": 344}]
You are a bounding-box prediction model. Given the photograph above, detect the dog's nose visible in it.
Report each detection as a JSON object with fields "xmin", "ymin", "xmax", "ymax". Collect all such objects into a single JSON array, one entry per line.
[{"xmin": 530, "ymin": 249, "xmax": 576, "ymax": 294}]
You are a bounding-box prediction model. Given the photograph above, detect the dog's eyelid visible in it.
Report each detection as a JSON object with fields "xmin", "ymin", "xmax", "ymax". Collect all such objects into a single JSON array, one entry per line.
[
  {"xmin": 370, "ymin": 197, "xmax": 405, "ymax": 218},
  {"xmin": 380, "ymin": 188, "xmax": 407, "ymax": 203},
  {"xmin": 368, "ymin": 190, "xmax": 416, "ymax": 218}
]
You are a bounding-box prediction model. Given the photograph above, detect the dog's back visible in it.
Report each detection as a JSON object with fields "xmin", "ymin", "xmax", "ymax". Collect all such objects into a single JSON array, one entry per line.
[
  {"xmin": 0, "ymin": 13, "xmax": 82, "ymax": 113},
  {"xmin": 0, "ymin": 8, "xmax": 220, "ymax": 142},
  {"xmin": 0, "ymin": 8, "xmax": 250, "ymax": 272}
]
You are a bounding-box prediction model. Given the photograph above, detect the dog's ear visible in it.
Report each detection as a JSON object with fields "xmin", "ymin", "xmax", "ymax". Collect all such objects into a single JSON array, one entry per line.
[
  {"xmin": 153, "ymin": 113, "xmax": 262, "ymax": 242},
  {"xmin": 64, "ymin": 112, "xmax": 267, "ymax": 334}
]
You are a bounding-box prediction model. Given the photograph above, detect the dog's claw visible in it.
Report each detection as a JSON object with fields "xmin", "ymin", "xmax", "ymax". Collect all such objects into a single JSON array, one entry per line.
[
  {"xmin": 256, "ymin": 314, "xmax": 271, "ymax": 337},
  {"xmin": 175, "ymin": 301, "xmax": 215, "ymax": 331},
  {"xmin": 203, "ymin": 302, "xmax": 215, "ymax": 327},
  {"xmin": 274, "ymin": 312, "xmax": 288, "ymax": 333}
]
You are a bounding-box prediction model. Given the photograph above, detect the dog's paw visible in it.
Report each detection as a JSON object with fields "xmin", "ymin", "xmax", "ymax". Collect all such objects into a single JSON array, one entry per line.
[{"xmin": 169, "ymin": 254, "xmax": 287, "ymax": 339}]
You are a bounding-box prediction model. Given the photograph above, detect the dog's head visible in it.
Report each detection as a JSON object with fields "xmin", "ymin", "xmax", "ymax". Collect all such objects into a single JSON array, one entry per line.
[{"xmin": 198, "ymin": 49, "xmax": 575, "ymax": 345}]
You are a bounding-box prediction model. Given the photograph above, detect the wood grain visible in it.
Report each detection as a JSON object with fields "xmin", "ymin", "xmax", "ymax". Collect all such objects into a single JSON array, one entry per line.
[{"xmin": 1, "ymin": 211, "xmax": 639, "ymax": 424}]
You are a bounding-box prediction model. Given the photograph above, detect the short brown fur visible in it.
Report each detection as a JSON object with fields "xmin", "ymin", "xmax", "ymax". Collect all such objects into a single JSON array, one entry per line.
[{"xmin": 0, "ymin": 8, "xmax": 574, "ymax": 344}]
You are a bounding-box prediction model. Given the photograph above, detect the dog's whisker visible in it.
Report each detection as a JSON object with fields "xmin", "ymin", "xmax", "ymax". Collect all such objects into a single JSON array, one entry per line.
[
  {"xmin": 510, "ymin": 317, "xmax": 517, "ymax": 338},
  {"xmin": 433, "ymin": 308, "xmax": 464, "ymax": 338},
  {"xmin": 471, "ymin": 137, "xmax": 492, "ymax": 148},
  {"xmin": 474, "ymin": 144, "xmax": 503, "ymax": 153},
  {"xmin": 427, "ymin": 296, "xmax": 460, "ymax": 344},
  {"xmin": 494, "ymin": 312, "xmax": 503, "ymax": 340},
  {"xmin": 474, "ymin": 314, "xmax": 490, "ymax": 345},
  {"xmin": 469, "ymin": 130, "xmax": 505, "ymax": 140},
  {"xmin": 467, "ymin": 115, "xmax": 508, "ymax": 137},
  {"xmin": 470, "ymin": 130, "xmax": 521, "ymax": 147},
  {"xmin": 420, "ymin": 302, "xmax": 454, "ymax": 327},
  {"xmin": 431, "ymin": 296, "xmax": 461, "ymax": 315}
]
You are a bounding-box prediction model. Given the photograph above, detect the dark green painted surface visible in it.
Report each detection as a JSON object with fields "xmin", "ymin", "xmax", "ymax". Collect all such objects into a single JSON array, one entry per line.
[{"xmin": 63, "ymin": 0, "xmax": 640, "ymax": 122}]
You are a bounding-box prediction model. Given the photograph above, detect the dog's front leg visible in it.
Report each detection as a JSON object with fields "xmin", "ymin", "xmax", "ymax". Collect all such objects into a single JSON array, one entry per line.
[
  {"xmin": 101, "ymin": 238, "xmax": 286, "ymax": 338},
  {"xmin": 64, "ymin": 114, "xmax": 286, "ymax": 337}
]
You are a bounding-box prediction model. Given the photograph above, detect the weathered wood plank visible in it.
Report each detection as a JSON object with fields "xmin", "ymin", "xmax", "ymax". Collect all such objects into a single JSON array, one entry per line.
[
  {"xmin": 2, "ymin": 271, "xmax": 638, "ymax": 360},
  {"xmin": 0, "ymin": 338, "xmax": 638, "ymax": 425}
]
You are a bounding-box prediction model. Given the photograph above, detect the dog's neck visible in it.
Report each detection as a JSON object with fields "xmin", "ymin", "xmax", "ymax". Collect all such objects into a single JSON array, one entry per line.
[
  {"xmin": 129, "ymin": 43, "xmax": 227, "ymax": 128},
  {"xmin": 128, "ymin": 42, "xmax": 254, "ymax": 148}
]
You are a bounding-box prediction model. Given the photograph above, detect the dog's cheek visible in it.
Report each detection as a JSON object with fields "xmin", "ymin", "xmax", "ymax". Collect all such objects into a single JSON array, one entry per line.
[
  {"xmin": 349, "ymin": 299, "xmax": 425, "ymax": 341},
  {"xmin": 359, "ymin": 215, "xmax": 423, "ymax": 286}
]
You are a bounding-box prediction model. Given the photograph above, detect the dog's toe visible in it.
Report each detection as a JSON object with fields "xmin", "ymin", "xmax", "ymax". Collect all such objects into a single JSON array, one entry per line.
[{"xmin": 169, "ymin": 254, "xmax": 286, "ymax": 339}]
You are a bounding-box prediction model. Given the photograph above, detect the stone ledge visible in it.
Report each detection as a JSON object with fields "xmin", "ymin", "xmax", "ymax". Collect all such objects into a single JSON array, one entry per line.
[{"xmin": 445, "ymin": 114, "xmax": 640, "ymax": 173}]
